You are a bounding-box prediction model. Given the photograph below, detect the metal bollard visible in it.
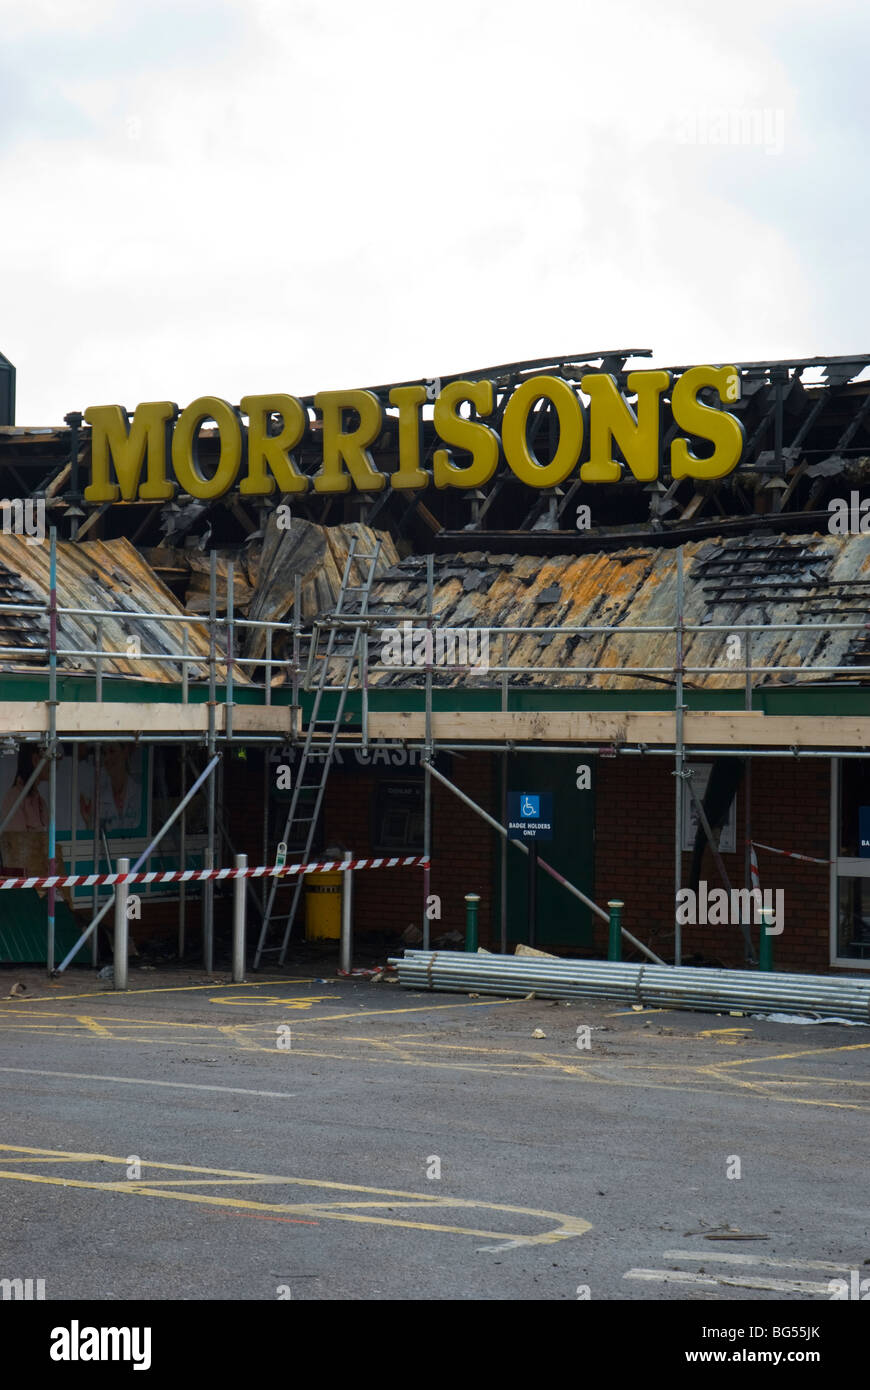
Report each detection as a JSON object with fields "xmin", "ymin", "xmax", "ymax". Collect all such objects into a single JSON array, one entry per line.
[
  {"xmin": 232, "ymin": 853, "xmax": 246, "ymax": 982},
  {"xmin": 464, "ymin": 893, "xmax": 480, "ymax": 952},
  {"xmin": 759, "ymin": 906, "xmax": 774, "ymax": 972},
  {"xmin": 340, "ymin": 865, "xmax": 353, "ymax": 974},
  {"xmin": 607, "ymin": 899, "xmax": 624, "ymax": 962},
  {"xmin": 114, "ymin": 857, "xmax": 129, "ymax": 991}
]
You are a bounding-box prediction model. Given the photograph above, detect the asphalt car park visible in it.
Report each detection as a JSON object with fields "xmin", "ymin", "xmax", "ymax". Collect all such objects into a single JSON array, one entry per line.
[{"xmin": 1, "ymin": 966, "xmax": 868, "ymax": 1301}]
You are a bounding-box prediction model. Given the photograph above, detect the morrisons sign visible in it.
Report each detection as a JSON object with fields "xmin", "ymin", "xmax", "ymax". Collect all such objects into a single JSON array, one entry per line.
[{"xmin": 83, "ymin": 367, "xmax": 743, "ymax": 504}]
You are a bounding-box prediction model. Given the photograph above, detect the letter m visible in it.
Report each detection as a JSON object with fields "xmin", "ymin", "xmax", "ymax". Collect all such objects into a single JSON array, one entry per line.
[
  {"xmin": 0, "ymin": 1278, "xmax": 24, "ymax": 1299},
  {"xmin": 730, "ymin": 887, "xmax": 763, "ymax": 923},
  {"xmin": 101, "ymin": 1328, "xmax": 129, "ymax": 1361},
  {"xmin": 84, "ymin": 403, "xmax": 177, "ymax": 503}
]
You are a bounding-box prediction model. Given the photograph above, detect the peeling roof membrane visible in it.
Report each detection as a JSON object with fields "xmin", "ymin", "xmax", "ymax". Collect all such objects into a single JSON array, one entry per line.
[
  {"xmin": 0, "ymin": 533, "xmax": 220, "ymax": 683},
  {"xmin": 1, "ymin": 521, "xmax": 867, "ymax": 695},
  {"xmin": 352, "ymin": 533, "xmax": 870, "ymax": 690}
]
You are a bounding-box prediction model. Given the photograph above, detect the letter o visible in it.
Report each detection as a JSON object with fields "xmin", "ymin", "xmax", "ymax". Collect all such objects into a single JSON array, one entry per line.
[
  {"xmin": 502, "ymin": 375, "xmax": 584, "ymax": 487},
  {"xmin": 172, "ymin": 396, "xmax": 243, "ymax": 500}
]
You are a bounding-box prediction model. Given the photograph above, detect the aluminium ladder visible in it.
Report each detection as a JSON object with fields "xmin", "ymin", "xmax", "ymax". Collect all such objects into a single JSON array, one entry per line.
[{"xmin": 252, "ymin": 536, "xmax": 382, "ymax": 968}]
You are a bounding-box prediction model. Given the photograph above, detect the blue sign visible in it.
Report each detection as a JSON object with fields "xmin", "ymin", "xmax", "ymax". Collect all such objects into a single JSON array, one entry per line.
[
  {"xmin": 860, "ymin": 806, "xmax": 870, "ymax": 858},
  {"xmin": 508, "ymin": 792, "xmax": 553, "ymax": 841}
]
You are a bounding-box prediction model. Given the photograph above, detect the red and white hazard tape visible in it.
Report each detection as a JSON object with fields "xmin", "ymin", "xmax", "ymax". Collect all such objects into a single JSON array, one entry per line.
[
  {"xmin": 0, "ymin": 854, "xmax": 430, "ymax": 893},
  {"xmin": 750, "ymin": 840, "xmax": 830, "ymax": 867}
]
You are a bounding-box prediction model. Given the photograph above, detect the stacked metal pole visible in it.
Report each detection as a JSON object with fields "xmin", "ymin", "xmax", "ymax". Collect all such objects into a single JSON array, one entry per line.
[{"xmin": 390, "ymin": 951, "xmax": 870, "ymax": 1023}]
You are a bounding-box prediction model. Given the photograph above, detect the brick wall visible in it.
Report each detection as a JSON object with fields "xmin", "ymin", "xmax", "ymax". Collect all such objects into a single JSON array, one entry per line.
[
  {"xmin": 323, "ymin": 752, "xmax": 496, "ymax": 942},
  {"xmin": 593, "ymin": 755, "xmax": 831, "ymax": 972},
  {"xmin": 143, "ymin": 748, "xmax": 835, "ymax": 974}
]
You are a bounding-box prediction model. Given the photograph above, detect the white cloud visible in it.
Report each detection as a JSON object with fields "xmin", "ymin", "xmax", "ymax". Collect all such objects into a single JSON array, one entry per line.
[{"xmin": 0, "ymin": 0, "xmax": 863, "ymax": 420}]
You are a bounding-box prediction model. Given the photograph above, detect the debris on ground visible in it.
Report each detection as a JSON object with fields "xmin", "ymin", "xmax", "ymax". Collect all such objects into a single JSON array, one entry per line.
[
  {"xmin": 531, "ymin": 1028, "xmax": 546, "ymax": 1039},
  {"xmin": 683, "ymin": 1221, "xmax": 770, "ymax": 1241},
  {"xmin": 515, "ymin": 944, "xmax": 557, "ymax": 958},
  {"xmin": 7, "ymin": 981, "xmax": 26, "ymax": 997},
  {"xmin": 753, "ymin": 1012, "xmax": 866, "ymax": 1026}
]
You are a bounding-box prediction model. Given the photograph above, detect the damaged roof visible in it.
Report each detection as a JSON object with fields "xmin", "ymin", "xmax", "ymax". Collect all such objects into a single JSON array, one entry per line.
[
  {"xmin": 351, "ymin": 532, "xmax": 870, "ymax": 691},
  {"xmin": 0, "ymin": 533, "xmax": 224, "ymax": 682}
]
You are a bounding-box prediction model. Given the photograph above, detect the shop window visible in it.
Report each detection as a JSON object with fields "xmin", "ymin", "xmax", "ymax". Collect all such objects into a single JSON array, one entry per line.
[
  {"xmin": 837, "ymin": 760, "xmax": 870, "ymax": 858},
  {"xmin": 373, "ymin": 781, "xmax": 424, "ymax": 853},
  {"xmin": 833, "ymin": 759, "xmax": 870, "ymax": 963},
  {"xmin": 681, "ymin": 762, "xmax": 737, "ymax": 853}
]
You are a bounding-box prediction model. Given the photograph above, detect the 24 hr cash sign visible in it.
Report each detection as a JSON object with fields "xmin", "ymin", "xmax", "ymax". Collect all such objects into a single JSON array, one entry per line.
[{"xmin": 83, "ymin": 366, "xmax": 743, "ymax": 504}]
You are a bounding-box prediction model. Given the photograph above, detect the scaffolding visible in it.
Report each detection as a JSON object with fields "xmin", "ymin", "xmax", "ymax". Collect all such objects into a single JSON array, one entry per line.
[{"xmin": 0, "ymin": 531, "xmax": 867, "ymax": 976}]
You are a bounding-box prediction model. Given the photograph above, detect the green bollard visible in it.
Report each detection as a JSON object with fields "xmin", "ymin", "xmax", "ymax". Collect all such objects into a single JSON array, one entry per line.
[
  {"xmin": 607, "ymin": 899, "xmax": 624, "ymax": 962},
  {"xmin": 759, "ymin": 906, "xmax": 774, "ymax": 971},
  {"xmin": 464, "ymin": 893, "xmax": 480, "ymax": 952}
]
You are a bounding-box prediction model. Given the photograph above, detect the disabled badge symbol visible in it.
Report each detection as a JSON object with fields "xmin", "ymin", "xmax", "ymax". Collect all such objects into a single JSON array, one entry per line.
[{"xmin": 521, "ymin": 795, "xmax": 539, "ymax": 818}]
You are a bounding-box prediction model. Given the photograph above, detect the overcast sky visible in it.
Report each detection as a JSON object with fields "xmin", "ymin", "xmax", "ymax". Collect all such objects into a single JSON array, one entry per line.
[{"xmin": 1, "ymin": 0, "xmax": 867, "ymax": 422}]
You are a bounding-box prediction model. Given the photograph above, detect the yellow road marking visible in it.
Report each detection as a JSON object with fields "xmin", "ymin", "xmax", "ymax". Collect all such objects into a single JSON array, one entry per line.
[
  {"xmin": 0, "ymin": 979, "xmax": 307, "ymax": 1004},
  {"xmin": 0, "ymin": 998, "xmax": 522, "ymax": 1028},
  {"xmin": 697, "ymin": 1028, "xmax": 753, "ymax": 1045},
  {"xmin": 1, "ymin": 1011, "xmax": 867, "ymax": 1110},
  {"xmin": 74, "ymin": 1015, "xmax": 112, "ymax": 1036},
  {"xmin": 0, "ymin": 1144, "xmax": 591, "ymax": 1247},
  {"xmin": 209, "ymin": 995, "xmax": 339, "ymax": 1008},
  {"xmin": 714, "ymin": 1041, "xmax": 870, "ymax": 1067}
]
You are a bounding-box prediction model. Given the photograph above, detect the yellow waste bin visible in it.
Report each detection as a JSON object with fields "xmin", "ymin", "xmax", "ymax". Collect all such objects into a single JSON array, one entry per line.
[{"xmin": 304, "ymin": 872, "xmax": 343, "ymax": 940}]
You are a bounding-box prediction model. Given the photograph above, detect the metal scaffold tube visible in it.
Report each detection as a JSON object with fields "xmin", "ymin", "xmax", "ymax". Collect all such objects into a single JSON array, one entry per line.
[
  {"xmin": 390, "ymin": 951, "xmax": 870, "ymax": 1023},
  {"xmin": 47, "ymin": 528, "xmax": 58, "ymax": 974},
  {"xmin": 422, "ymin": 552, "xmax": 433, "ymax": 951},
  {"xmin": 54, "ymin": 753, "xmax": 221, "ymax": 973},
  {"xmin": 673, "ymin": 543, "xmax": 684, "ymax": 968},
  {"xmin": 423, "ymin": 757, "xmax": 664, "ymax": 965}
]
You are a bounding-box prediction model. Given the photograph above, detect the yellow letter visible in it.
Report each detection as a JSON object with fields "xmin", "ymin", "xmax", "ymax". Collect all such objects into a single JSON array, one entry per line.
[
  {"xmin": 240, "ymin": 394, "xmax": 309, "ymax": 496},
  {"xmin": 580, "ymin": 370, "xmax": 671, "ymax": 483},
  {"xmin": 388, "ymin": 385, "xmax": 428, "ymax": 490},
  {"xmin": 84, "ymin": 402, "xmax": 176, "ymax": 503},
  {"xmin": 172, "ymin": 396, "xmax": 243, "ymax": 500},
  {"xmin": 502, "ymin": 375, "xmax": 584, "ymax": 487},
  {"xmin": 671, "ymin": 366, "xmax": 744, "ymax": 480},
  {"xmin": 432, "ymin": 380, "xmax": 499, "ymax": 489},
  {"xmin": 313, "ymin": 390, "xmax": 385, "ymax": 494}
]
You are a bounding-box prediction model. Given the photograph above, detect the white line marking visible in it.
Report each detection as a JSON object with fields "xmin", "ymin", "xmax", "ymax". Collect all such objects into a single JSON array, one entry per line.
[
  {"xmin": 624, "ymin": 1268, "xmax": 832, "ymax": 1295},
  {"xmin": 0, "ymin": 1066, "xmax": 297, "ymax": 1100},
  {"xmin": 663, "ymin": 1249, "xmax": 847, "ymax": 1274}
]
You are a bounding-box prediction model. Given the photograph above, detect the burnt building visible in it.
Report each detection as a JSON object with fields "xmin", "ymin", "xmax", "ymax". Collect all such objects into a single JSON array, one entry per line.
[{"xmin": 1, "ymin": 348, "xmax": 869, "ymax": 977}]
